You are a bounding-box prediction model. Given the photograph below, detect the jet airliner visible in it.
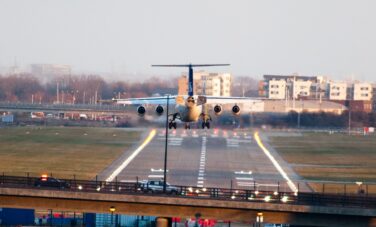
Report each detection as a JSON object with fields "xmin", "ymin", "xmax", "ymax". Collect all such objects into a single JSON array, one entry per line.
[{"xmin": 112, "ymin": 64, "xmax": 262, "ymax": 129}]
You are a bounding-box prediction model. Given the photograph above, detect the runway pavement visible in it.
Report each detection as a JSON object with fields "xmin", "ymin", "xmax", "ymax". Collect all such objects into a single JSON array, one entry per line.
[{"xmin": 101, "ymin": 128, "xmax": 310, "ymax": 192}]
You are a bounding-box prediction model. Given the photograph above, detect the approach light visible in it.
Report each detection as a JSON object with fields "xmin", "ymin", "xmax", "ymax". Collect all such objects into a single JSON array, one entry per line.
[
  {"xmin": 264, "ymin": 195, "xmax": 271, "ymax": 202},
  {"xmin": 77, "ymin": 185, "xmax": 83, "ymax": 190},
  {"xmin": 188, "ymin": 187, "xmax": 193, "ymax": 193},
  {"xmin": 231, "ymin": 195, "xmax": 236, "ymax": 199},
  {"xmin": 294, "ymin": 191, "xmax": 298, "ymax": 196},
  {"xmin": 273, "ymin": 191, "xmax": 278, "ymax": 196},
  {"xmin": 254, "ymin": 190, "xmax": 259, "ymax": 195},
  {"xmin": 195, "ymin": 189, "xmax": 200, "ymax": 194},
  {"xmin": 202, "ymin": 188, "xmax": 207, "ymax": 192},
  {"xmin": 96, "ymin": 186, "xmax": 101, "ymax": 191}
]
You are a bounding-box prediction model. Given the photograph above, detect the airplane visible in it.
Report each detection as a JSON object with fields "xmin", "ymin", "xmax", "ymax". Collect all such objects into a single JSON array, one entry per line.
[{"xmin": 112, "ymin": 64, "xmax": 262, "ymax": 129}]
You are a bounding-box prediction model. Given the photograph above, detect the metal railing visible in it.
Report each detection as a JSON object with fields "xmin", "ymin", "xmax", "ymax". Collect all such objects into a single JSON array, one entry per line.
[{"xmin": 1, "ymin": 174, "xmax": 376, "ymax": 209}]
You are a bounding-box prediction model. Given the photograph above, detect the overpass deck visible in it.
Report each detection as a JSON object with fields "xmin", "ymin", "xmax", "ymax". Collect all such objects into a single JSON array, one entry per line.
[{"xmin": 1, "ymin": 175, "xmax": 376, "ymax": 226}]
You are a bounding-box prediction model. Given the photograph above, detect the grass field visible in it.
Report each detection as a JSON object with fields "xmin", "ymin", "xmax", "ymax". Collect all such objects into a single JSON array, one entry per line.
[
  {"xmin": 269, "ymin": 131, "xmax": 376, "ymax": 182},
  {"xmin": 0, "ymin": 126, "xmax": 142, "ymax": 179}
]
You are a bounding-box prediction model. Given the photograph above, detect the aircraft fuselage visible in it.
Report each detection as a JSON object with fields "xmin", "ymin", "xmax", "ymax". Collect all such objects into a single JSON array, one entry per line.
[{"xmin": 175, "ymin": 103, "xmax": 202, "ymax": 122}]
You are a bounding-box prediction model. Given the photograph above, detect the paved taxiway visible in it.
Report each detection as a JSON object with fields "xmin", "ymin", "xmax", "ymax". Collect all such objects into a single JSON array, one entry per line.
[{"xmin": 100, "ymin": 128, "xmax": 309, "ymax": 192}]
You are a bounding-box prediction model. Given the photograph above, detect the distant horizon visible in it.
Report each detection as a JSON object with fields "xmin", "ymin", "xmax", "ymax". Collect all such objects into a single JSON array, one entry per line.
[
  {"xmin": 0, "ymin": 63, "xmax": 375, "ymax": 83},
  {"xmin": 1, "ymin": 0, "xmax": 376, "ymax": 82}
]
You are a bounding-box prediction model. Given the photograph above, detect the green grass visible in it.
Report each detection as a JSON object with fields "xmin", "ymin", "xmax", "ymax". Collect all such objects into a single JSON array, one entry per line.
[
  {"xmin": 269, "ymin": 132, "xmax": 376, "ymax": 182},
  {"xmin": 0, "ymin": 126, "xmax": 141, "ymax": 179}
]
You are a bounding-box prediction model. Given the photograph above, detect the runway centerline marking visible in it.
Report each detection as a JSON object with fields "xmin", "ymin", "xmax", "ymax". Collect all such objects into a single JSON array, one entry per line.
[
  {"xmin": 254, "ymin": 131, "xmax": 298, "ymax": 192},
  {"xmin": 105, "ymin": 129, "xmax": 157, "ymax": 182},
  {"xmin": 197, "ymin": 136, "xmax": 207, "ymax": 187}
]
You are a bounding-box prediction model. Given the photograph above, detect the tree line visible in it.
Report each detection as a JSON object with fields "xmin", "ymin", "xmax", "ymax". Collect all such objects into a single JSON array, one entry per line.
[{"xmin": 0, "ymin": 74, "xmax": 177, "ymax": 104}]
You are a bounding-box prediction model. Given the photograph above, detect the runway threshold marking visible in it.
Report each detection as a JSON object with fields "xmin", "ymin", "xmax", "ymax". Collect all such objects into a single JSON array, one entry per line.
[
  {"xmin": 254, "ymin": 131, "xmax": 298, "ymax": 193},
  {"xmin": 105, "ymin": 129, "xmax": 157, "ymax": 182}
]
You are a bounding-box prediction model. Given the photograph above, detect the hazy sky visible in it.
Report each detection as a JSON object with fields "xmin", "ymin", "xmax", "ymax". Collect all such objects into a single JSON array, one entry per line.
[{"xmin": 1, "ymin": 0, "xmax": 375, "ymax": 81}]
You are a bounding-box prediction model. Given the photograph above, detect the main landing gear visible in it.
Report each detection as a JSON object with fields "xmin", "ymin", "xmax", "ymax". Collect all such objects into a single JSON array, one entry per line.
[
  {"xmin": 168, "ymin": 113, "xmax": 180, "ymax": 129},
  {"xmin": 168, "ymin": 121, "xmax": 177, "ymax": 129}
]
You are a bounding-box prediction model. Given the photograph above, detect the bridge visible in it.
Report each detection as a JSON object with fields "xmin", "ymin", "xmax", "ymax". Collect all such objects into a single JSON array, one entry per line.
[
  {"xmin": 1, "ymin": 175, "xmax": 375, "ymax": 227},
  {"xmin": 0, "ymin": 102, "xmax": 130, "ymax": 115}
]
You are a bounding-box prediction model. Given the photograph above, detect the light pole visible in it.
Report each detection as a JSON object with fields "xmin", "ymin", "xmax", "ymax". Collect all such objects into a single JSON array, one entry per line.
[
  {"xmin": 256, "ymin": 212, "xmax": 263, "ymax": 227},
  {"xmin": 109, "ymin": 206, "xmax": 116, "ymax": 226},
  {"xmin": 163, "ymin": 95, "xmax": 170, "ymax": 193},
  {"xmin": 356, "ymin": 181, "xmax": 363, "ymax": 194},
  {"xmin": 348, "ymin": 109, "xmax": 352, "ymax": 135}
]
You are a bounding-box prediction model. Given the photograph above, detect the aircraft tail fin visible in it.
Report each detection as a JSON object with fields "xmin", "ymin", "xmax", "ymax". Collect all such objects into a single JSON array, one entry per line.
[{"xmin": 152, "ymin": 64, "xmax": 230, "ymax": 96}]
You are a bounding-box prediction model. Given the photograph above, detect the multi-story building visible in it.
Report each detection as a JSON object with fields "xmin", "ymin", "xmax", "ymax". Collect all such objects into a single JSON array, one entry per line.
[
  {"xmin": 328, "ymin": 82, "xmax": 347, "ymax": 100},
  {"xmin": 353, "ymin": 82, "xmax": 372, "ymax": 101},
  {"xmin": 178, "ymin": 71, "xmax": 232, "ymax": 96},
  {"xmin": 268, "ymin": 79, "xmax": 286, "ymax": 99},
  {"xmin": 293, "ymin": 80, "xmax": 312, "ymax": 99},
  {"xmin": 30, "ymin": 64, "xmax": 71, "ymax": 76},
  {"xmin": 261, "ymin": 75, "xmax": 321, "ymax": 100}
]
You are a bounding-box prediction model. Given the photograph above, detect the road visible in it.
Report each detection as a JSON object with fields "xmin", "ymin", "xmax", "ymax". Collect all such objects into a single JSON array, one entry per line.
[{"xmin": 100, "ymin": 128, "xmax": 309, "ymax": 192}]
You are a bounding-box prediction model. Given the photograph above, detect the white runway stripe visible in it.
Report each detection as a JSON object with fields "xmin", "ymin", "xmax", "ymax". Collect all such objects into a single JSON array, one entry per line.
[
  {"xmin": 236, "ymin": 177, "xmax": 254, "ymax": 181},
  {"xmin": 148, "ymin": 175, "xmax": 164, "ymax": 178},
  {"xmin": 105, "ymin": 129, "xmax": 156, "ymax": 182},
  {"xmin": 196, "ymin": 136, "xmax": 207, "ymax": 187}
]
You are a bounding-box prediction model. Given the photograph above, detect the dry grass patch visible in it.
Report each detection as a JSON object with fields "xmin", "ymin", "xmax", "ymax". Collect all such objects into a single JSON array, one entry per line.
[
  {"xmin": 269, "ymin": 132, "xmax": 376, "ymax": 182},
  {"xmin": 0, "ymin": 127, "xmax": 142, "ymax": 179}
]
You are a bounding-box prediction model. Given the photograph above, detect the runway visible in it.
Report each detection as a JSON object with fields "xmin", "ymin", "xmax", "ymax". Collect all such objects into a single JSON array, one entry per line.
[{"xmin": 105, "ymin": 128, "xmax": 308, "ymax": 192}]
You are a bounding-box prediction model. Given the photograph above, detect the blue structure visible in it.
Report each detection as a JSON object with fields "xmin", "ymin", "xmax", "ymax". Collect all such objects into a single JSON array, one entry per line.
[
  {"xmin": 0, "ymin": 208, "xmax": 35, "ymax": 225},
  {"xmin": 93, "ymin": 213, "xmax": 155, "ymax": 227}
]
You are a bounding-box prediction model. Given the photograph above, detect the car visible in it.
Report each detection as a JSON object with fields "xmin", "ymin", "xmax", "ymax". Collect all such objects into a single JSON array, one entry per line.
[
  {"xmin": 34, "ymin": 176, "xmax": 70, "ymax": 189},
  {"xmin": 137, "ymin": 180, "xmax": 180, "ymax": 194}
]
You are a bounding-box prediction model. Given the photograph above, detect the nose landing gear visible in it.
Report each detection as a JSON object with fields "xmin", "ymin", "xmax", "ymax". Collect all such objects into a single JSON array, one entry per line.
[
  {"xmin": 201, "ymin": 121, "xmax": 210, "ymax": 129},
  {"xmin": 200, "ymin": 113, "xmax": 212, "ymax": 129}
]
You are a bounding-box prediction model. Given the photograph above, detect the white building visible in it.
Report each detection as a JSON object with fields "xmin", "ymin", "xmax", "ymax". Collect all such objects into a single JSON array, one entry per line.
[
  {"xmin": 328, "ymin": 82, "xmax": 347, "ymax": 100},
  {"xmin": 268, "ymin": 79, "xmax": 286, "ymax": 99},
  {"xmin": 178, "ymin": 71, "xmax": 232, "ymax": 97},
  {"xmin": 293, "ymin": 80, "xmax": 312, "ymax": 99},
  {"xmin": 353, "ymin": 83, "xmax": 372, "ymax": 101}
]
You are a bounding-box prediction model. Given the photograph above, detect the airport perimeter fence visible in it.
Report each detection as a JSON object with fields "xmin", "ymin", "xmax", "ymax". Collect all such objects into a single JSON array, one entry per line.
[{"xmin": 1, "ymin": 174, "xmax": 376, "ymax": 210}]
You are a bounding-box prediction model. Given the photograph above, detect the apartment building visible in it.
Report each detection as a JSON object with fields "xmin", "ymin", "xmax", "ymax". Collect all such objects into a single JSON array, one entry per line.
[
  {"xmin": 261, "ymin": 75, "xmax": 320, "ymax": 100},
  {"xmin": 353, "ymin": 83, "xmax": 372, "ymax": 101},
  {"xmin": 178, "ymin": 71, "xmax": 232, "ymax": 96},
  {"xmin": 268, "ymin": 79, "xmax": 286, "ymax": 99},
  {"xmin": 328, "ymin": 82, "xmax": 347, "ymax": 100},
  {"xmin": 293, "ymin": 80, "xmax": 312, "ymax": 99}
]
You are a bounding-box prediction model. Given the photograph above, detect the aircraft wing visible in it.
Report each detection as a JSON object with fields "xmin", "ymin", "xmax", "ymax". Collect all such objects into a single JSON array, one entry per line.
[
  {"xmin": 113, "ymin": 96, "xmax": 177, "ymax": 105},
  {"xmin": 205, "ymin": 96, "xmax": 263, "ymax": 104}
]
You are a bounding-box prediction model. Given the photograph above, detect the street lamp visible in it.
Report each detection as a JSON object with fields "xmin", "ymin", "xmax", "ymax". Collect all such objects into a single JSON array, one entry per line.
[
  {"xmin": 109, "ymin": 206, "xmax": 116, "ymax": 226},
  {"xmin": 163, "ymin": 95, "xmax": 170, "ymax": 193},
  {"xmin": 356, "ymin": 181, "xmax": 363, "ymax": 194},
  {"xmin": 256, "ymin": 212, "xmax": 263, "ymax": 227}
]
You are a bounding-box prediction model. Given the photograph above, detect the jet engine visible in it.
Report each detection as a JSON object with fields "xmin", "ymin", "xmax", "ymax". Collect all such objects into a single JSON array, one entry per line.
[
  {"xmin": 213, "ymin": 105, "xmax": 223, "ymax": 116},
  {"xmin": 232, "ymin": 105, "xmax": 240, "ymax": 115},
  {"xmin": 137, "ymin": 106, "xmax": 146, "ymax": 115},
  {"xmin": 155, "ymin": 105, "xmax": 164, "ymax": 115}
]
